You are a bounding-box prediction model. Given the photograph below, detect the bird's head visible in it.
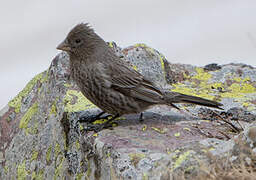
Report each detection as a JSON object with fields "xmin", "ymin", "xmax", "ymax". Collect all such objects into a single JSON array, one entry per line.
[{"xmin": 57, "ymin": 23, "xmax": 102, "ymax": 57}]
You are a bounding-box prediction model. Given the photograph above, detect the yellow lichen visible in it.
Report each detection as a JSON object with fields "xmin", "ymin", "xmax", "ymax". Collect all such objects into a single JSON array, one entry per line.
[
  {"xmin": 174, "ymin": 132, "xmax": 181, "ymax": 137},
  {"xmin": 8, "ymin": 72, "xmax": 46, "ymax": 113},
  {"xmin": 202, "ymin": 147, "xmax": 215, "ymax": 153},
  {"xmin": 86, "ymin": 160, "xmax": 91, "ymax": 178},
  {"xmin": 19, "ymin": 102, "xmax": 38, "ymax": 135},
  {"xmin": 108, "ymin": 41, "xmax": 114, "ymax": 48},
  {"xmin": 142, "ymin": 173, "xmax": 148, "ymax": 180},
  {"xmin": 175, "ymin": 149, "xmax": 180, "ymax": 153},
  {"xmin": 4, "ymin": 166, "xmax": 8, "ymax": 174},
  {"xmin": 64, "ymin": 90, "xmax": 96, "ymax": 112},
  {"xmin": 166, "ymin": 148, "xmax": 171, "ymax": 154},
  {"xmin": 129, "ymin": 153, "xmax": 146, "ymax": 167},
  {"xmin": 201, "ymin": 149, "xmax": 207, "ymax": 153},
  {"xmin": 64, "ymin": 83, "xmax": 72, "ymax": 88},
  {"xmin": 50, "ymin": 101, "xmax": 57, "ymax": 115},
  {"xmin": 243, "ymin": 102, "xmax": 250, "ymax": 107},
  {"xmin": 55, "ymin": 143, "xmax": 61, "ymax": 157},
  {"xmin": 76, "ymin": 140, "xmax": 80, "ymax": 150},
  {"xmin": 54, "ymin": 156, "xmax": 64, "ymax": 180},
  {"xmin": 173, "ymin": 151, "xmax": 192, "ymax": 170},
  {"xmin": 172, "ymin": 83, "xmax": 199, "ymax": 96},
  {"xmin": 46, "ymin": 145, "xmax": 52, "ymax": 163},
  {"xmin": 192, "ymin": 68, "xmax": 212, "ymax": 81},
  {"xmin": 32, "ymin": 171, "xmax": 36, "ymax": 179},
  {"xmin": 133, "ymin": 65, "xmax": 138, "ymax": 71},
  {"xmin": 134, "ymin": 43, "xmax": 147, "ymax": 48},
  {"xmin": 221, "ymin": 81, "xmax": 256, "ymax": 98},
  {"xmin": 183, "ymin": 128, "xmax": 191, "ymax": 131},
  {"xmin": 151, "ymin": 127, "xmax": 167, "ymax": 134},
  {"xmin": 26, "ymin": 121, "xmax": 39, "ymax": 135},
  {"xmin": 159, "ymin": 53, "xmax": 166, "ymax": 74},
  {"xmin": 201, "ymin": 120, "xmax": 210, "ymax": 122},
  {"xmin": 209, "ymin": 147, "xmax": 215, "ymax": 151},
  {"xmin": 248, "ymin": 105, "xmax": 256, "ymax": 111},
  {"xmin": 129, "ymin": 153, "xmax": 146, "ymax": 160},
  {"xmin": 79, "ymin": 124, "xmax": 83, "ymax": 131},
  {"xmin": 171, "ymin": 68, "xmax": 221, "ymax": 100},
  {"xmin": 76, "ymin": 173, "xmax": 84, "ymax": 180},
  {"xmin": 142, "ymin": 125, "xmax": 147, "ymax": 131},
  {"xmin": 31, "ymin": 169, "xmax": 44, "ymax": 180},
  {"xmin": 30, "ymin": 150, "xmax": 38, "ymax": 162},
  {"xmin": 17, "ymin": 160, "xmax": 28, "ymax": 180}
]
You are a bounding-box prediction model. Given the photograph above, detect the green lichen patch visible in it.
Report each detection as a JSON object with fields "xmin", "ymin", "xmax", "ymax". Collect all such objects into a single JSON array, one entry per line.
[
  {"xmin": 108, "ymin": 41, "xmax": 115, "ymax": 48},
  {"xmin": 50, "ymin": 101, "xmax": 57, "ymax": 115},
  {"xmin": 142, "ymin": 173, "xmax": 148, "ymax": 180},
  {"xmin": 4, "ymin": 166, "xmax": 8, "ymax": 174},
  {"xmin": 192, "ymin": 68, "xmax": 212, "ymax": 82},
  {"xmin": 171, "ymin": 68, "xmax": 217, "ymax": 101},
  {"xmin": 159, "ymin": 53, "xmax": 167, "ymax": 76},
  {"xmin": 46, "ymin": 145, "xmax": 52, "ymax": 164},
  {"xmin": 8, "ymin": 71, "xmax": 46, "ymax": 113},
  {"xmin": 19, "ymin": 102, "xmax": 38, "ymax": 135},
  {"xmin": 54, "ymin": 143, "xmax": 61, "ymax": 157},
  {"xmin": 151, "ymin": 127, "xmax": 167, "ymax": 134},
  {"xmin": 25, "ymin": 121, "xmax": 39, "ymax": 135},
  {"xmin": 17, "ymin": 160, "xmax": 29, "ymax": 180},
  {"xmin": 54, "ymin": 156, "xmax": 64, "ymax": 180},
  {"xmin": 86, "ymin": 160, "xmax": 91, "ymax": 178},
  {"xmin": 32, "ymin": 169, "xmax": 44, "ymax": 180},
  {"xmin": 220, "ymin": 80, "xmax": 256, "ymax": 98},
  {"xmin": 75, "ymin": 140, "xmax": 80, "ymax": 150},
  {"xmin": 129, "ymin": 153, "xmax": 146, "ymax": 167},
  {"xmin": 171, "ymin": 67, "xmax": 256, "ymax": 104},
  {"xmin": 64, "ymin": 83, "xmax": 72, "ymax": 88},
  {"xmin": 133, "ymin": 65, "xmax": 138, "ymax": 71},
  {"xmin": 64, "ymin": 90, "xmax": 96, "ymax": 112},
  {"xmin": 30, "ymin": 150, "xmax": 39, "ymax": 162},
  {"xmin": 172, "ymin": 151, "xmax": 192, "ymax": 170},
  {"xmin": 76, "ymin": 173, "xmax": 84, "ymax": 180}
]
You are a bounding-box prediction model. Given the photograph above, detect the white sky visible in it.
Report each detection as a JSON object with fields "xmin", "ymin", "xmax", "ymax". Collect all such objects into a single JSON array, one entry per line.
[{"xmin": 0, "ymin": 0, "xmax": 256, "ymax": 109}]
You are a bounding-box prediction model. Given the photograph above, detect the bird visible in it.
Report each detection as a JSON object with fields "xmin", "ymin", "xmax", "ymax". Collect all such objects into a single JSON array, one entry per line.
[{"xmin": 57, "ymin": 23, "xmax": 223, "ymax": 132}]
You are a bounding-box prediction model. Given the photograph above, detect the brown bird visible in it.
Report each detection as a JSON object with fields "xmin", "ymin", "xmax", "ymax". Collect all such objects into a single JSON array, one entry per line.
[{"xmin": 57, "ymin": 23, "xmax": 223, "ymax": 131}]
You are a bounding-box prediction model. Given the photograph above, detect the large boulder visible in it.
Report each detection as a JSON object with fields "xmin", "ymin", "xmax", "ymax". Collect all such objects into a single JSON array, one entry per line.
[{"xmin": 1, "ymin": 42, "xmax": 256, "ymax": 179}]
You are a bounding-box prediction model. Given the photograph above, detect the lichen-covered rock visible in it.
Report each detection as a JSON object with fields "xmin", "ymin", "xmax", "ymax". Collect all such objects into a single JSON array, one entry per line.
[{"xmin": 0, "ymin": 43, "xmax": 256, "ymax": 179}]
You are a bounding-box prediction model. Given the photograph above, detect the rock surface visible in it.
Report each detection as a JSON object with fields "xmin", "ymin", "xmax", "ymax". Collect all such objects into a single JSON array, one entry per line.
[{"xmin": 0, "ymin": 42, "xmax": 256, "ymax": 179}]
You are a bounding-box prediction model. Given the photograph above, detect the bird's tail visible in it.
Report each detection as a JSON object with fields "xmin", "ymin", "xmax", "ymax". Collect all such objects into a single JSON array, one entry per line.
[{"xmin": 163, "ymin": 91, "xmax": 223, "ymax": 110}]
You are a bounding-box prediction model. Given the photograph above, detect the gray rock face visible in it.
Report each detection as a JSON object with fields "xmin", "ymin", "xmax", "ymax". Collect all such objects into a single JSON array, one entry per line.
[{"xmin": 0, "ymin": 43, "xmax": 256, "ymax": 179}]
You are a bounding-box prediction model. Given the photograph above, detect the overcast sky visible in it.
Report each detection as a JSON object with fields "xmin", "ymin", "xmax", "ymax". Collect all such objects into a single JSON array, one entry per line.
[{"xmin": 1, "ymin": 0, "xmax": 256, "ymax": 109}]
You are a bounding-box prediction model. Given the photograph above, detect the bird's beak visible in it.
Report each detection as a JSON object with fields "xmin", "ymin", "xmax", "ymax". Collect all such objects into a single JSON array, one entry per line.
[{"xmin": 57, "ymin": 40, "xmax": 71, "ymax": 52}]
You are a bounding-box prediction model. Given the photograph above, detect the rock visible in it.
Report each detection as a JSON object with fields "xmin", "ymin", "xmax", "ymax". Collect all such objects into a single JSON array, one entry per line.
[{"xmin": 1, "ymin": 43, "xmax": 256, "ymax": 179}]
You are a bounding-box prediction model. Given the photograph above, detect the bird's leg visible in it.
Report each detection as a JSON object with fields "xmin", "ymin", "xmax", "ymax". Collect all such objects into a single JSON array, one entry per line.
[
  {"xmin": 86, "ymin": 114, "xmax": 120, "ymax": 132},
  {"xmin": 139, "ymin": 112, "xmax": 144, "ymax": 122},
  {"xmin": 79, "ymin": 111, "xmax": 106, "ymax": 123}
]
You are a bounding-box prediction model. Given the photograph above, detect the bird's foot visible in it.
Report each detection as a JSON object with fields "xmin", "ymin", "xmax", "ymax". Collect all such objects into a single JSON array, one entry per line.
[
  {"xmin": 82, "ymin": 114, "xmax": 120, "ymax": 132},
  {"xmin": 85, "ymin": 121, "xmax": 118, "ymax": 132},
  {"xmin": 79, "ymin": 111, "xmax": 110, "ymax": 123}
]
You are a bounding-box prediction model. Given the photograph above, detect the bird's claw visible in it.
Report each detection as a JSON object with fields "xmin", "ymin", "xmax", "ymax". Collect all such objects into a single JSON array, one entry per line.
[
  {"xmin": 79, "ymin": 112, "xmax": 109, "ymax": 123},
  {"xmin": 79, "ymin": 114, "xmax": 98, "ymax": 123},
  {"xmin": 84, "ymin": 121, "xmax": 118, "ymax": 132}
]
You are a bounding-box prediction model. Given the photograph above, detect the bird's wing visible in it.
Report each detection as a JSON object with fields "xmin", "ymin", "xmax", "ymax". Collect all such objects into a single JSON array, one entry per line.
[{"xmin": 104, "ymin": 61, "xmax": 164, "ymax": 104}]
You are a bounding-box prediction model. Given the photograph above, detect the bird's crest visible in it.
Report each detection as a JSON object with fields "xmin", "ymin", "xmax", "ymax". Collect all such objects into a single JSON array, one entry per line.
[{"xmin": 68, "ymin": 23, "xmax": 94, "ymax": 36}]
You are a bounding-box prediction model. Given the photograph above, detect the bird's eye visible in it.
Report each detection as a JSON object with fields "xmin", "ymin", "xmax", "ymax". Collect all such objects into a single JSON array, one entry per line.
[{"xmin": 75, "ymin": 39, "xmax": 81, "ymax": 44}]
